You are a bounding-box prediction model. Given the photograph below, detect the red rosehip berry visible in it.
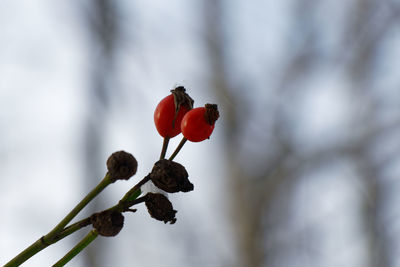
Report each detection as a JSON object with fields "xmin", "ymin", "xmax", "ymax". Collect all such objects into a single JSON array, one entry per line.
[
  {"xmin": 154, "ymin": 87, "xmax": 193, "ymax": 138},
  {"xmin": 181, "ymin": 104, "xmax": 219, "ymax": 142},
  {"xmin": 154, "ymin": 94, "xmax": 188, "ymax": 138}
]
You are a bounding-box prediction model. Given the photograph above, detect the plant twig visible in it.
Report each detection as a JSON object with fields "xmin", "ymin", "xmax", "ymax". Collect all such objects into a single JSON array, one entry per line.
[
  {"xmin": 52, "ymin": 230, "xmax": 99, "ymax": 267},
  {"xmin": 5, "ymin": 173, "xmax": 148, "ymax": 267},
  {"xmin": 159, "ymin": 137, "xmax": 170, "ymax": 160},
  {"xmin": 44, "ymin": 173, "xmax": 112, "ymax": 242},
  {"xmin": 120, "ymin": 174, "xmax": 150, "ymax": 203},
  {"xmin": 168, "ymin": 137, "xmax": 187, "ymax": 160},
  {"xmin": 4, "ymin": 238, "xmax": 48, "ymax": 267},
  {"xmin": 4, "ymin": 174, "xmax": 112, "ymax": 266}
]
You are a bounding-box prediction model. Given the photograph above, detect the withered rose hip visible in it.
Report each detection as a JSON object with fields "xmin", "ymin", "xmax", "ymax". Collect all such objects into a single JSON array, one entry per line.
[
  {"xmin": 107, "ymin": 151, "xmax": 138, "ymax": 181},
  {"xmin": 145, "ymin": 193, "xmax": 177, "ymax": 224},
  {"xmin": 90, "ymin": 210, "xmax": 124, "ymax": 237},
  {"xmin": 150, "ymin": 159, "xmax": 194, "ymax": 193}
]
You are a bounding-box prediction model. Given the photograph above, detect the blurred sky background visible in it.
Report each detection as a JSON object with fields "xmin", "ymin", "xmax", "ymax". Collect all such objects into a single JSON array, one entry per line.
[{"xmin": 1, "ymin": 0, "xmax": 400, "ymax": 267}]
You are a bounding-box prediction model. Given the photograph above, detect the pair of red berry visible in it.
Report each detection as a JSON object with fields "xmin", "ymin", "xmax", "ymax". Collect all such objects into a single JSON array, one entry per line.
[{"xmin": 154, "ymin": 87, "xmax": 219, "ymax": 142}]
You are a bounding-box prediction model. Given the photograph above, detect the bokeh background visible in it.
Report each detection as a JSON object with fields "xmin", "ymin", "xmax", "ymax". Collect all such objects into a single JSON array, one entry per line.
[{"xmin": 1, "ymin": 0, "xmax": 400, "ymax": 266}]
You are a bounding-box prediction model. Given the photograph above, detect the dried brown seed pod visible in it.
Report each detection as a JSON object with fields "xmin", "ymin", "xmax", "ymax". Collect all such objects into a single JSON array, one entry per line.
[
  {"xmin": 90, "ymin": 210, "xmax": 124, "ymax": 237},
  {"xmin": 150, "ymin": 159, "xmax": 194, "ymax": 193},
  {"xmin": 106, "ymin": 151, "xmax": 138, "ymax": 181},
  {"xmin": 145, "ymin": 193, "xmax": 177, "ymax": 224}
]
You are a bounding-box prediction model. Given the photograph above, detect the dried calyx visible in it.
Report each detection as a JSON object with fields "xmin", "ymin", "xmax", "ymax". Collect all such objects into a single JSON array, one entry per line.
[
  {"xmin": 145, "ymin": 193, "xmax": 177, "ymax": 224},
  {"xmin": 91, "ymin": 210, "xmax": 124, "ymax": 237},
  {"xmin": 150, "ymin": 159, "xmax": 194, "ymax": 193},
  {"xmin": 107, "ymin": 151, "xmax": 138, "ymax": 182},
  {"xmin": 204, "ymin": 104, "xmax": 219, "ymax": 125},
  {"xmin": 171, "ymin": 86, "xmax": 194, "ymax": 127}
]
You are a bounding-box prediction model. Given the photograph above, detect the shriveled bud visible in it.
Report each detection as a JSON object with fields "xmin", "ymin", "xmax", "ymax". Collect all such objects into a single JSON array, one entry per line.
[
  {"xmin": 145, "ymin": 193, "xmax": 177, "ymax": 224},
  {"xmin": 107, "ymin": 151, "xmax": 138, "ymax": 181},
  {"xmin": 90, "ymin": 210, "xmax": 124, "ymax": 237},
  {"xmin": 150, "ymin": 159, "xmax": 194, "ymax": 193},
  {"xmin": 204, "ymin": 103, "xmax": 219, "ymax": 125}
]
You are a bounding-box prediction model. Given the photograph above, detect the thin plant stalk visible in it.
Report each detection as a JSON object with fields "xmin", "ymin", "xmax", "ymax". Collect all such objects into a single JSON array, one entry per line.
[
  {"xmin": 52, "ymin": 230, "xmax": 99, "ymax": 267},
  {"xmin": 4, "ymin": 238, "xmax": 49, "ymax": 267},
  {"xmin": 4, "ymin": 220, "xmax": 92, "ymax": 267},
  {"xmin": 120, "ymin": 174, "xmax": 150, "ymax": 203},
  {"xmin": 168, "ymin": 137, "xmax": 187, "ymax": 161},
  {"xmin": 44, "ymin": 173, "xmax": 112, "ymax": 242},
  {"xmin": 159, "ymin": 137, "xmax": 170, "ymax": 160},
  {"xmin": 5, "ymin": 173, "xmax": 147, "ymax": 266},
  {"xmin": 5, "ymin": 174, "xmax": 112, "ymax": 266},
  {"xmin": 51, "ymin": 195, "xmax": 148, "ymax": 266}
]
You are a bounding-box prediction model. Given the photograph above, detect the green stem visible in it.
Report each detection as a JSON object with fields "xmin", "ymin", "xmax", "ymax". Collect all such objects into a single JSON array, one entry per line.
[
  {"xmin": 4, "ymin": 219, "xmax": 92, "ymax": 267},
  {"xmin": 52, "ymin": 230, "xmax": 99, "ymax": 267},
  {"xmin": 6, "ymin": 177, "xmax": 146, "ymax": 266},
  {"xmin": 159, "ymin": 137, "xmax": 170, "ymax": 160},
  {"xmin": 44, "ymin": 173, "xmax": 112, "ymax": 242},
  {"xmin": 4, "ymin": 238, "xmax": 48, "ymax": 267},
  {"xmin": 4, "ymin": 174, "xmax": 112, "ymax": 267},
  {"xmin": 120, "ymin": 174, "xmax": 149, "ymax": 203},
  {"xmin": 51, "ymin": 188, "xmax": 146, "ymax": 267},
  {"xmin": 168, "ymin": 137, "xmax": 187, "ymax": 161},
  {"xmin": 55, "ymin": 218, "xmax": 92, "ymax": 241}
]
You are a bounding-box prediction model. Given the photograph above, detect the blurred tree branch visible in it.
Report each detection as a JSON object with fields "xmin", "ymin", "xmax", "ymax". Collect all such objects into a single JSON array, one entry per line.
[
  {"xmin": 80, "ymin": 1, "xmax": 121, "ymax": 266},
  {"xmin": 203, "ymin": 0, "xmax": 399, "ymax": 266}
]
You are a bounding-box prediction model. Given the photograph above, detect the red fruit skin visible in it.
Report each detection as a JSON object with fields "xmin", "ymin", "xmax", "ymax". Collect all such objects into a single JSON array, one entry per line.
[
  {"xmin": 181, "ymin": 107, "xmax": 215, "ymax": 142},
  {"xmin": 154, "ymin": 94, "xmax": 188, "ymax": 138}
]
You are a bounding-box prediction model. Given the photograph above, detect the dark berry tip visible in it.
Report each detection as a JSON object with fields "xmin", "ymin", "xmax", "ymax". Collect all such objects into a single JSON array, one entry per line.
[
  {"xmin": 171, "ymin": 86, "xmax": 194, "ymax": 111},
  {"xmin": 204, "ymin": 104, "xmax": 219, "ymax": 125}
]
